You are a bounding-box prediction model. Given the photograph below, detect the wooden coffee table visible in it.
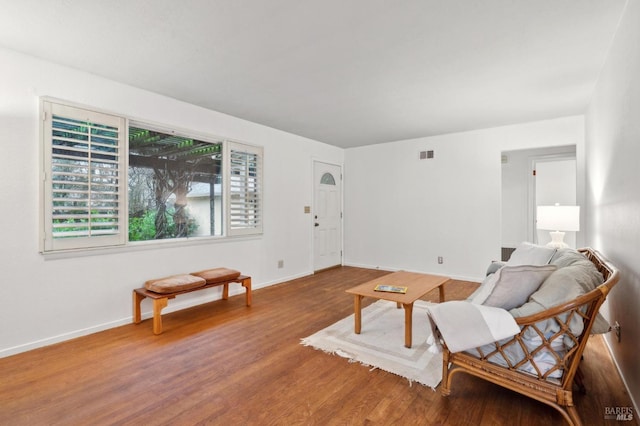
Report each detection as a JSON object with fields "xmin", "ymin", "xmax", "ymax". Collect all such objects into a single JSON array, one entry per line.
[{"xmin": 345, "ymin": 271, "xmax": 450, "ymax": 348}]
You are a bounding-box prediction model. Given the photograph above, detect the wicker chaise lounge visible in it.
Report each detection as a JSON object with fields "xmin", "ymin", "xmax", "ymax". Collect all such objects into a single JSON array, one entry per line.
[{"xmin": 437, "ymin": 247, "xmax": 619, "ymax": 426}]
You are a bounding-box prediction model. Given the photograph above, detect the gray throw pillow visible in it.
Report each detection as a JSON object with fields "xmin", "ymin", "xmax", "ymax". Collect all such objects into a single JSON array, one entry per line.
[
  {"xmin": 550, "ymin": 248, "xmax": 589, "ymax": 268},
  {"xmin": 510, "ymin": 261, "xmax": 607, "ymax": 334},
  {"xmin": 467, "ymin": 272, "xmax": 500, "ymax": 305},
  {"xmin": 486, "ymin": 261, "xmax": 505, "ymax": 276},
  {"xmin": 482, "ymin": 265, "xmax": 557, "ymax": 310}
]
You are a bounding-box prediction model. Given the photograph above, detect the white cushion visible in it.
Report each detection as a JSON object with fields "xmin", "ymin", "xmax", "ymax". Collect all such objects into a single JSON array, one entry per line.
[{"xmin": 506, "ymin": 242, "xmax": 556, "ymax": 266}]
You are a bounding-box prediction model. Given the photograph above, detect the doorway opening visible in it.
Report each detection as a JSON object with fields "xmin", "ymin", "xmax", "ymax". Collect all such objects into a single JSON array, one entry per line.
[{"xmin": 501, "ymin": 146, "xmax": 577, "ymax": 260}]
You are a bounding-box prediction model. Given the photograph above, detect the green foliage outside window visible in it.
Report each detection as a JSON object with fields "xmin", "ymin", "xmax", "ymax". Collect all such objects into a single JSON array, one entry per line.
[{"xmin": 128, "ymin": 208, "xmax": 199, "ymax": 241}]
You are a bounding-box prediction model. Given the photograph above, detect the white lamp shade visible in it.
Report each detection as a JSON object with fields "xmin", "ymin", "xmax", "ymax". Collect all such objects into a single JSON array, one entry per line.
[{"xmin": 536, "ymin": 205, "xmax": 580, "ymax": 232}]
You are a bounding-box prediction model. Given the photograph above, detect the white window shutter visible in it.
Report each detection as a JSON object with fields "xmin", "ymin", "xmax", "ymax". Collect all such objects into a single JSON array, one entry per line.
[
  {"xmin": 41, "ymin": 101, "xmax": 126, "ymax": 251},
  {"xmin": 225, "ymin": 141, "xmax": 263, "ymax": 236}
]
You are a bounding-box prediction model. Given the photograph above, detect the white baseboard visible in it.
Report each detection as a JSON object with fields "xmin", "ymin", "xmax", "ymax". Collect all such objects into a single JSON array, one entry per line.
[
  {"xmin": 3, "ymin": 266, "xmax": 483, "ymax": 359},
  {"xmin": 603, "ymin": 334, "xmax": 639, "ymax": 416},
  {"xmin": 342, "ymin": 261, "xmax": 482, "ymax": 283},
  {"xmin": 0, "ymin": 318, "xmax": 132, "ymax": 358},
  {"xmin": 0, "ymin": 270, "xmax": 313, "ymax": 359}
]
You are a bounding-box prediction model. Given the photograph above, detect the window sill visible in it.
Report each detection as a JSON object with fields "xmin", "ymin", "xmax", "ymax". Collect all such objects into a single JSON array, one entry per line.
[{"xmin": 40, "ymin": 234, "xmax": 262, "ymax": 260}]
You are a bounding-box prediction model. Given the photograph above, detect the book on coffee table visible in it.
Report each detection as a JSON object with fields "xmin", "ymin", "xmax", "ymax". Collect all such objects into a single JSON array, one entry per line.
[{"xmin": 373, "ymin": 284, "xmax": 408, "ymax": 294}]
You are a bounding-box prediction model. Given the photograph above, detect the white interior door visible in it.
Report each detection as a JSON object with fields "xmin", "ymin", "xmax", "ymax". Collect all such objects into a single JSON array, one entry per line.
[
  {"xmin": 313, "ymin": 161, "xmax": 342, "ymax": 271},
  {"xmin": 534, "ymin": 158, "xmax": 577, "ymax": 247}
]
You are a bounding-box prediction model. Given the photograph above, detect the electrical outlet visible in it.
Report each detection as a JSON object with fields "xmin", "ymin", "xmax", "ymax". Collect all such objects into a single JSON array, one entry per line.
[
  {"xmin": 613, "ymin": 321, "xmax": 621, "ymax": 342},
  {"xmin": 438, "ymin": 256, "xmax": 443, "ymax": 264},
  {"xmin": 277, "ymin": 260, "xmax": 284, "ymax": 269}
]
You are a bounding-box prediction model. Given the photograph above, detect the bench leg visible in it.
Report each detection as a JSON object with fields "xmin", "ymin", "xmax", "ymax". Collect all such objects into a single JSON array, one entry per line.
[
  {"xmin": 152, "ymin": 298, "xmax": 169, "ymax": 335},
  {"xmin": 133, "ymin": 291, "xmax": 145, "ymax": 324},
  {"xmin": 222, "ymin": 283, "xmax": 229, "ymax": 300},
  {"xmin": 242, "ymin": 277, "xmax": 252, "ymax": 306}
]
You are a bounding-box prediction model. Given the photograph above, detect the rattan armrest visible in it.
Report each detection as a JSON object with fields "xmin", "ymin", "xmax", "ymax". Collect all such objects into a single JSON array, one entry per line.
[
  {"xmin": 440, "ymin": 247, "xmax": 619, "ymax": 426},
  {"xmin": 513, "ymin": 286, "xmax": 604, "ymax": 327}
]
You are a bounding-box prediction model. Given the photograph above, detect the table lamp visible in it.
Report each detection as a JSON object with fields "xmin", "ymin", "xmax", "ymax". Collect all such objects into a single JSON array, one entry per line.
[{"xmin": 536, "ymin": 204, "xmax": 580, "ymax": 248}]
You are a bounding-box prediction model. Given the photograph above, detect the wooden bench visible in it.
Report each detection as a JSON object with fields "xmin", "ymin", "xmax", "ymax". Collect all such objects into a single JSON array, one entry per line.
[{"xmin": 133, "ymin": 274, "xmax": 252, "ymax": 334}]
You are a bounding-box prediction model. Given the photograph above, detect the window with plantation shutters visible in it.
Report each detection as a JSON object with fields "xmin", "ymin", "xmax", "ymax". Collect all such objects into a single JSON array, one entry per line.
[
  {"xmin": 41, "ymin": 101, "xmax": 126, "ymax": 252},
  {"xmin": 225, "ymin": 142, "xmax": 263, "ymax": 236},
  {"xmin": 40, "ymin": 98, "xmax": 264, "ymax": 254}
]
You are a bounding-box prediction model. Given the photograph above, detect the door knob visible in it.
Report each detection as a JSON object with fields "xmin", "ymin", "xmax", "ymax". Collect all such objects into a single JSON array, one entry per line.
[{"xmin": 314, "ymin": 223, "xmax": 320, "ymax": 227}]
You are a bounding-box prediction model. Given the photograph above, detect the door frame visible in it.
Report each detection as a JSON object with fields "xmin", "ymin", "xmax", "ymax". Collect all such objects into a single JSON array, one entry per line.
[
  {"xmin": 311, "ymin": 159, "xmax": 344, "ymax": 272},
  {"xmin": 528, "ymin": 153, "xmax": 577, "ymax": 244}
]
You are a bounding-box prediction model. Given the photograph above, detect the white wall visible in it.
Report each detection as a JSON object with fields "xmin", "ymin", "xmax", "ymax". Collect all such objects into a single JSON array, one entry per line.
[
  {"xmin": 344, "ymin": 116, "xmax": 585, "ymax": 281},
  {"xmin": 586, "ymin": 0, "xmax": 640, "ymax": 410},
  {"xmin": 0, "ymin": 47, "xmax": 343, "ymax": 357}
]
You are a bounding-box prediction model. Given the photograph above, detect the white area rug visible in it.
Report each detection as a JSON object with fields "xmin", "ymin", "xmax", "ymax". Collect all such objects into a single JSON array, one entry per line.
[{"xmin": 301, "ymin": 299, "xmax": 442, "ymax": 389}]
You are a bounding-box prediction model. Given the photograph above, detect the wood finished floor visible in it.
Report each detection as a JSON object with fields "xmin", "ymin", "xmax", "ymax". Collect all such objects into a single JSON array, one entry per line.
[{"xmin": 0, "ymin": 266, "xmax": 635, "ymax": 425}]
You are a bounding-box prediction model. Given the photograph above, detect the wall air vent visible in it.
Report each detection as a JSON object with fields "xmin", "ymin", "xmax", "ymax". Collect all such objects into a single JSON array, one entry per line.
[{"xmin": 419, "ymin": 150, "xmax": 434, "ymax": 160}]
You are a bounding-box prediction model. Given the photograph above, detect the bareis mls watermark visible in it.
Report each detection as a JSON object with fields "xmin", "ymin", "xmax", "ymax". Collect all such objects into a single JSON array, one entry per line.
[{"xmin": 604, "ymin": 406, "xmax": 634, "ymax": 421}]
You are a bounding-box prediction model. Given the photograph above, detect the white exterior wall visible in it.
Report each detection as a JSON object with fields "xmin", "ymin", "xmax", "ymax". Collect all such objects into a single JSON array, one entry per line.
[
  {"xmin": 344, "ymin": 116, "xmax": 585, "ymax": 281},
  {"xmin": 0, "ymin": 47, "xmax": 343, "ymax": 357},
  {"xmin": 586, "ymin": 0, "xmax": 640, "ymax": 410}
]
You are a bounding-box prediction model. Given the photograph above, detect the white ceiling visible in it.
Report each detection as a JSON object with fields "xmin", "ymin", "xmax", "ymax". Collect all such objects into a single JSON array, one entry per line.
[{"xmin": 0, "ymin": 0, "xmax": 627, "ymax": 148}]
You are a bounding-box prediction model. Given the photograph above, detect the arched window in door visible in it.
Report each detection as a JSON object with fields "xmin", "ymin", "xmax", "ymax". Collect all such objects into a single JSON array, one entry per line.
[{"xmin": 320, "ymin": 172, "xmax": 336, "ymax": 185}]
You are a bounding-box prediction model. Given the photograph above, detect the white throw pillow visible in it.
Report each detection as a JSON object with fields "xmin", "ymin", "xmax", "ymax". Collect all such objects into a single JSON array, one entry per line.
[{"xmin": 506, "ymin": 242, "xmax": 556, "ymax": 266}]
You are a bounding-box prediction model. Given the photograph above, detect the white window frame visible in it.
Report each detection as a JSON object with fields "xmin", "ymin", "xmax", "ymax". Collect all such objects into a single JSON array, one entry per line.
[{"xmin": 40, "ymin": 99, "xmax": 263, "ymax": 254}]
